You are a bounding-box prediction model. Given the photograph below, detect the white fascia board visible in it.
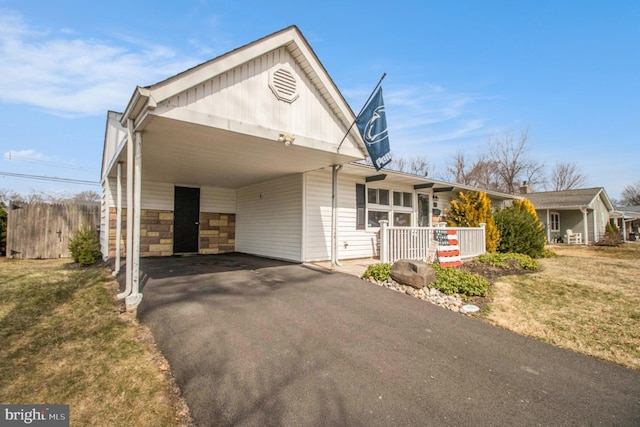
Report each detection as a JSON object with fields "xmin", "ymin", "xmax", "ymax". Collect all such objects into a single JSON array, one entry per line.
[{"xmin": 119, "ymin": 87, "xmax": 152, "ymax": 126}]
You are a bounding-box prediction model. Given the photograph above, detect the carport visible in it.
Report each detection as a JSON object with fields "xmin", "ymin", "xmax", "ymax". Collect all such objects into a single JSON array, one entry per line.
[{"xmin": 101, "ymin": 26, "xmax": 366, "ymax": 309}]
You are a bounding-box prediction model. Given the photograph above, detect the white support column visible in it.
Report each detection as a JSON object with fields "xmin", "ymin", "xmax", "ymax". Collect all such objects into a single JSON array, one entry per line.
[
  {"xmin": 126, "ymin": 131, "xmax": 143, "ymax": 309},
  {"xmin": 546, "ymin": 209, "xmax": 551, "ymax": 243},
  {"xmin": 380, "ymin": 220, "xmax": 389, "ymax": 263},
  {"xmin": 621, "ymin": 215, "xmax": 627, "ymax": 242},
  {"xmin": 113, "ymin": 161, "xmax": 123, "ymax": 276},
  {"xmin": 582, "ymin": 207, "xmax": 589, "ymax": 245},
  {"xmin": 593, "ymin": 208, "xmax": 598, "ymax": 243},
  {"xmin": 118, "ymin": 120, "xmax": 135, "ymax": 300}
]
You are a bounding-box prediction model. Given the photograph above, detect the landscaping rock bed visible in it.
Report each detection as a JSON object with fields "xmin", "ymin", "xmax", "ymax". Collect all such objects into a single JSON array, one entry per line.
[{"xmin": 363, "ymin": 276, "xmax": 471, "ymax": 313}]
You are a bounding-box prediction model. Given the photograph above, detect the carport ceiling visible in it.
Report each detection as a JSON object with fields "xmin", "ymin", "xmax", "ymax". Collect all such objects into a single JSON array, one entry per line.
[{"xmin": 111, "ymin": 116, "xmax": 358, "ymax": 189}]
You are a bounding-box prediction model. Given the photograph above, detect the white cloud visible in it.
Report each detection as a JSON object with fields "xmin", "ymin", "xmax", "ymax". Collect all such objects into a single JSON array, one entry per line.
[
  {"xmin": 0, "ymin": 9, "xmax": 205, "ymax": 117},
  {"xmin": 3, "ymin": 149, "xmax": 48, "ymax": 161}
]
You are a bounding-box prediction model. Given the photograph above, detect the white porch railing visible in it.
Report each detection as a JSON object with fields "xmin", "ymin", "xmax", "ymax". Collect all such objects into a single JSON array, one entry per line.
[{"xmin": 379, "ymin": 221, "xmax": 486, "ymax": 264}]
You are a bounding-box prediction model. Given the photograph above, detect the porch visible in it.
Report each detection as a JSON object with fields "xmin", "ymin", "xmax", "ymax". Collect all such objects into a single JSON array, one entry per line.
[{"xmin": 380, "ymin": 222, "xmax": 486, "ymax": 264}]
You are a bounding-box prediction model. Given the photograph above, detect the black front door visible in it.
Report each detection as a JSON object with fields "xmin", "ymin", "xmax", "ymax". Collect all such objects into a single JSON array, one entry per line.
[{"xmin": 174, "ymin": 186, "xmax": 200, "ymax": 253}]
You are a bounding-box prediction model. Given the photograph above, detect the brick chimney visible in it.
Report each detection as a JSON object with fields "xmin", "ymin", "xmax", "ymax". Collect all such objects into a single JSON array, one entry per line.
[{"xmin": 519, "ymin": 181, "xmax": 532, "ymax": 194}]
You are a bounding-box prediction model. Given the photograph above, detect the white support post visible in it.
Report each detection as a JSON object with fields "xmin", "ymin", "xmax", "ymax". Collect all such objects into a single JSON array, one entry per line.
[
  {"xmin": 113, "ymin": 161, "xmax": 123, "ymax": 276},
  {"xmin": 126, "ymin": 131, "xmax": 143, "ymax": 309},
  {"xmin": 380, "ymin": 220, "xmax": 389, "ymax": 263},
  {"xmin": 118, "ymin": 120, "xmax": 135, "ymax": 300},
  {"xmin": 582, "ymin": 207, "xmax": 589, "ymax": 246},
  {"xmin": 545, "ymin": 209, "xmax": 551, "ymax": 243},
  {"xmin": 479, "ymin": 223, "xmax": 486, "ymax": 254}
]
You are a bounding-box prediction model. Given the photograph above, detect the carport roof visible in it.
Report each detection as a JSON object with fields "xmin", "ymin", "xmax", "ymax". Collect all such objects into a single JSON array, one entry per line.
[{"xmin": 103, "ymin": 26, "xmax": 367, "ymax": 188}]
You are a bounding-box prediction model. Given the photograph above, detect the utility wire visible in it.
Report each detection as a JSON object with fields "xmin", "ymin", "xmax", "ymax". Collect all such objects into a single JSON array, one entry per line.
[
  {"xmin": 0, "ymin": 171, "xmax": 100, "ymax": 186},
  {"xmin": 3, "ymin": 153, "xmax": 99, "ymax": 172}
]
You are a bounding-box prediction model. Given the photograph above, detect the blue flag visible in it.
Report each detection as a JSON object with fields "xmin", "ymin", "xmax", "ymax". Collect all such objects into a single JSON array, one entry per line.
[{"xmin": 356, "ymin": 87, "xmax": 391, "ymax": 170}]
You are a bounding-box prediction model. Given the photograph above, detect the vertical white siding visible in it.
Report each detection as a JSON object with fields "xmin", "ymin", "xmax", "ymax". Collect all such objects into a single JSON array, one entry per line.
[
  {"xmin": 236, "ymin": 174, "xmax": 303, "ymax": 262},
  {"xmin": 163, "ymin": 47, "xmax": 347, "ymax": 148}
]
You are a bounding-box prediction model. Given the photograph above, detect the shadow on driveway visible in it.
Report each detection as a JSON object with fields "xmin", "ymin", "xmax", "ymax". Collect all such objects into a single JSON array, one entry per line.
[{"xmin": 134, "ymin": 253, "xmax": 640, "ymax": 426}]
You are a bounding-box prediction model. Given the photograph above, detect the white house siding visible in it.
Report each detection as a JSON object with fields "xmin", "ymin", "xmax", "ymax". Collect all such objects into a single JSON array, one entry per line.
[
  {"xmin": 303, "ymin": 170, "xmax": 332, "ymax": 261},
  {"xmin": 336, "ymin": 173, "xmax": 381, "ymax": 260},
  {"xmin": 200, "ymin": 187, "xmax": 237, "ymax": 213},
  {"xmin": 236, "ymin": 174, "xmax": 303, "ymax": 262},
  {"xmin": 302, "ymin": 169, "xmax": 382, "ymax": 261},
  {"xmin": 161, "ymin": 46, "xmax": 347, "ymax": 149}
]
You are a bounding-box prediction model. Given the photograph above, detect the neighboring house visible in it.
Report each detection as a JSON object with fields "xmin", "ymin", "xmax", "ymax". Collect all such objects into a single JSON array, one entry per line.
[
  {"xmin": 612, "ymin": 206, "xmax": 640, "ymax": 241},
  {"xmin": 525, "ymin": 187, "xmax": 614, "ymax": 244},
  {"xmin": 100, "ymin": 26, "xmax": 519, "ymax": 308}
]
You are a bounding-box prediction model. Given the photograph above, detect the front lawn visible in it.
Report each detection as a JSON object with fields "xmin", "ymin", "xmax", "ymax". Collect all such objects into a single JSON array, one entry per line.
[
  {"xmin": 0, "ymin": 259, "xmax": 189, "ymax": 426},
  {"xmin": 481, "ymin": 244, "xmax": 640, "ymax": 370}
]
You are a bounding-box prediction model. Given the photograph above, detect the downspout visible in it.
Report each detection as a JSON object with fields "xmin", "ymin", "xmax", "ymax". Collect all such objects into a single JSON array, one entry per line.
[
  {"xmin": 125, "ymin": 131, "xmax": 143, "ymax": 310},
  {"xmin": 118, "ymin": 120, "xmax": 135, "ymax": 299},
  {"xmin": 331, "ymin": 165, "xmax": 343, "ymax": 269},
  {"xmin": 112, "ymin": 161, "xmax": 123, "ymax": 276}
]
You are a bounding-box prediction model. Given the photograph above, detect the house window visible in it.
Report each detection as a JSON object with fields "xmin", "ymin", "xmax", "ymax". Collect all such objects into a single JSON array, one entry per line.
[
  {"xmin": 368, "ymin": 210, "xmax": 389, "ymax": 227},
  {"xmin": 393, "ymin": 191, "xmax": 413, "ymax": 208},
  {"xmin": 368, "ymin": 188, "xmax": 389, "ymax": 205},
  {"xmin": 393, "ymin": 212, "xmax": 412, "ymax": 226},
  {"xmin": 550, "ymin": 212, "xmax": 560, "ymax": 232}
]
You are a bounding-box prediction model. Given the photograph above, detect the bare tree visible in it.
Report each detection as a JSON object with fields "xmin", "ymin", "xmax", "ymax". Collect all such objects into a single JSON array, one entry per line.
[
  {"xmin": 547, "ymin": 161, "xmax": 587, "ymax": 191},
  {"xmin": 620, "ymin": 181, "xmax": 640, "ymax": 206},
  {"xmin": 445, "ymin": 151, "xmax": 498, "ymax": 189},
  {"xmin": 485, "ymin": 128, "xmax": 545, "ymax": 194},
  {"xmin": 72, "ymin": 190, "xmax": 101, "ymax": 203},
  {"xmin": 387, "ymin": 155, "xmax": 432, "ymax": 176}
]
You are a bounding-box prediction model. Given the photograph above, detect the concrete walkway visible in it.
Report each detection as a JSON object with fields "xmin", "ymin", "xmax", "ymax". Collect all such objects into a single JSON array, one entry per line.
[{"xmin": 135, "ymin": 254, "xmax": 640, "ymax": 426}]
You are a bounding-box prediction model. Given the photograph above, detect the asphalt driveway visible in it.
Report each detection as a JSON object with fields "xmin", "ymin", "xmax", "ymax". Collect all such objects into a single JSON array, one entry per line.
[{"xmin": 135, "ymin": 254, "xmax": 640, "ymax": 426}]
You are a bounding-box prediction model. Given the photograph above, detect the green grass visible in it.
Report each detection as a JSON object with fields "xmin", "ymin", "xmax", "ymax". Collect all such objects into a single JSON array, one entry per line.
[{"xmin": 0, "ymin": 259, "xmax": 186, "ymax": 426}]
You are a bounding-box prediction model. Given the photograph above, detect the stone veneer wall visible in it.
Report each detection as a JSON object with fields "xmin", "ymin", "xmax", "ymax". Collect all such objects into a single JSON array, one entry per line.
[
  {"xmin": 108, "ymin": 208, "xmax": 174, "ymax": 257},
  {"xmin": 199, "ymin": 212, "xmax": 236, "ymax": 254}
]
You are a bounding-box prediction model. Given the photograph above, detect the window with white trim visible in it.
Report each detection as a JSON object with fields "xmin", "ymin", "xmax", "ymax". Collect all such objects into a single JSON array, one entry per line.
[
  {"xmin": 360, "ymin": 186, "xmax": 415, "ymax": 228},
  {"xmin": 367, "ymin": 188, "xmax": 390, "ymax": 227},
  {"xmin": 550, "ymin": 212, "xmax": 560, "ymax": 232}
]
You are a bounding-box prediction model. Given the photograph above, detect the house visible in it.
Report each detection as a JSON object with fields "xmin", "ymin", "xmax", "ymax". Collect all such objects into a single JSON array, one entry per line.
[
  {"xmin": 100, "ymin": 26, "xmax": 519, "ymax": 308},
  {"xmin": 612, "ymin": 206, "xmax": 640, "ymax": 241},
  {"xmin": 524, "ymin": 187, "xmax": 614, "ymax": 244}
]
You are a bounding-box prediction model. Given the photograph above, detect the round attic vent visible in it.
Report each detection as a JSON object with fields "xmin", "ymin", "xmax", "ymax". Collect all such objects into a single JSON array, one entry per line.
[{"xmin": 269, "ymin": 65, "xmax": 299, "ymax": 103}]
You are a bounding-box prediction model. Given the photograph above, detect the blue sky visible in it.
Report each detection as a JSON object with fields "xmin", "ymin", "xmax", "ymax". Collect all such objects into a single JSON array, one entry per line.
[{"xmin": 0, "ymin": 1, "xmax": 638, "ymax": 200}]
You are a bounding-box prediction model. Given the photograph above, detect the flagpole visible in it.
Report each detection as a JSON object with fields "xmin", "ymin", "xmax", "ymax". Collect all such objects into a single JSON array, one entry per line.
[{"xmin": 337, "ymin": 72, "xmax": 387, "ymax": 152}]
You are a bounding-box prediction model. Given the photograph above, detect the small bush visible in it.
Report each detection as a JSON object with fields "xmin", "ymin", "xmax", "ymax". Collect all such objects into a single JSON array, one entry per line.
[
  {"xmin": 361, "ymin": 263, "xmax": 391, "ymax": 281},
  {"xmin": 68, "ymin": 225, "xmax": 102, "ymax": 266},
  {"xmin": 431, "ymin": 264, "xmax": 489, "ymax": 297},
  {"xmin": 494, "ymin": 205, "xmax": 546, "ymax": 258},
  {"xmin": 538, "ymin": 249, "xmax": 558, "ymax": 259},
  {"xmin": 596, "ymin": 223, "xmax": 622, "ymax": 246},
  {"xmin": 476, "ymin": 252, "xmax": 540, "ymax": 270}
]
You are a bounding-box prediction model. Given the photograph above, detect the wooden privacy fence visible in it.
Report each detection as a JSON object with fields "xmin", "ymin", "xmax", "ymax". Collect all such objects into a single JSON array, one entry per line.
[{"xmin": 6, "ymin": 202, "xmax": 100, "ymax": 259}]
